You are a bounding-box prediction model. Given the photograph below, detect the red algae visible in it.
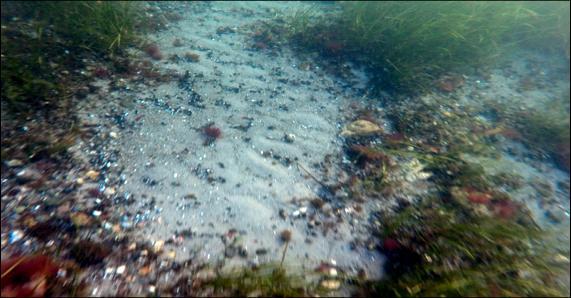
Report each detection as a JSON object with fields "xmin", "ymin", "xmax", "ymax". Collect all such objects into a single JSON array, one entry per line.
[
  {"xmin": 490, "ymin": 200, "xmax": 518, "ymax": 219},
  {"xmin": 466, "ymin": 191, "xmax": 492, "ymax": 204},
  {"xmin": 1, "ymin": 255, "xmax": 59, "ymax": 298},
  {"xmin": 203, "ymin": 125, "xmax": 222, "ymax": 146},
  {"xmin": 204, "ymin": 125, "xmax": 222, "ymax": 139},
  {"xmin": 382, "ymin": 238, "xmax": 400, "ymax": 251},
  {"xmin": 93, "ymin": 66, "xmax": 109, "ymax": 78}
]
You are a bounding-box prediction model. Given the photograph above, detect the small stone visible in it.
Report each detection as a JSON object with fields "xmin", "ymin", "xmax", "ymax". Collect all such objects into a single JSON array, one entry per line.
[
  {"xmin": 9, "ymin": 230, "xmax": 24, "ymax": 244},
  {"xmin": 92, "ymin": 210, "xmax": 102, "ymax": 217},
  {"xmin": 284, "ymin": 133, "xmax": 296, "ymax": 143},
  {"xmin": 109, "ymin": 132, "xmax": 118, "ymax": 139},
  {"xmin": 320, "ymin": 279, "xmax": 341, "ymax": 290},
  {"xmin": 76, "ymin": 177, "xmax": 85, "ymax": 185},
  {"xmin": 167, "ymin": 250, "xmax": 176, "ymax": 259},
  {"xmin": 71, "ymin": 212, "xmax": 91, "ymax": 226},
  {"xmin": 148, "ymin": 285, "xmax": 156, "ymax": 294},
  {"xmin": 116, "ymin": 265, "xmax": 126, "ymax": 275},
  {"xmin": 278, "ymin": 209, "xmax": 287, "ymax": 220},
  {"xmin": 86, "ymin": 170, "xmax": 99, "ymax": 180},
  {"xmin": 7, "ymin": 159, "xmax": 24, "ymax": 167},
  {"xmin": 225, "ymin": 246, "xmax": 237, "ymax": 258}
]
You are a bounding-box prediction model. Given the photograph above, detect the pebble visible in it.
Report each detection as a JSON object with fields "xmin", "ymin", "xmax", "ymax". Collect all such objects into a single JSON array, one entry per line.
[
  {"xmin": 109, "ymin": 131, "xmax": 118, "ymax": 139},
  {"xmin": 7, "ymin": 159, "xmax": 24, "ymax": 167},
  {"xmin": 116, "ymin": 265, "xmax": 126, "ymax": 275},
  {"xmin": 16, "ymin": 168, "xmax": 41, "ymax": 184}
]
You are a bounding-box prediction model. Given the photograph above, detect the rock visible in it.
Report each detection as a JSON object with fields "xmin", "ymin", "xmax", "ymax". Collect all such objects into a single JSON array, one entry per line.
[{"xmin": 340, "ymin": 120, "xmax": 382, "ymax": 137}]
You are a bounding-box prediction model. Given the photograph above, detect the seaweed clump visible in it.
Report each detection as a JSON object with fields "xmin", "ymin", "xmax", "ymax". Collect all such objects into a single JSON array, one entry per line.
[{"xmin": 360, "ymin": 195, "xmax": 568, "ymax": 297}]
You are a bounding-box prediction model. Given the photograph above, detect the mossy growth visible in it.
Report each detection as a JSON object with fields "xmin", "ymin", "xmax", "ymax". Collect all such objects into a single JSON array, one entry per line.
[
  {"xmin": 361, "ymin": 196, "xmax": 569, "ymax": 297},
  {"xmin": 285, "ymin": 2, "xmax": 570, "ymax": 92},
  {"xmin": 1, "ymin": 26, "xmax": 64, "ymax": 112},
  {"xmin": 205, "ymin": 264, "xmax": 323, "ymax": 297}
]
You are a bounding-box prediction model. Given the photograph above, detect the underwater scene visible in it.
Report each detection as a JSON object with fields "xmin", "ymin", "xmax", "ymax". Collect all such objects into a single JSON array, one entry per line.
[{"xmin": 1, "ymin": 1, "xmax": 570, "ymax": 297}]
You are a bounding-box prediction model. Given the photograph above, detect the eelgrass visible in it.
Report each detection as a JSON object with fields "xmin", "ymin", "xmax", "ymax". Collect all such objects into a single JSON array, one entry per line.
[
  {"xmin": 6, "ymin": 1, "xmax": 144, "ymax": 54},
  {"xmin": 286, "ymin": 1, "xmax": 570, "ymax": 92},
  {"xmin": 206, "ymin": 264, "xmax": 320, "ymax": 297}
]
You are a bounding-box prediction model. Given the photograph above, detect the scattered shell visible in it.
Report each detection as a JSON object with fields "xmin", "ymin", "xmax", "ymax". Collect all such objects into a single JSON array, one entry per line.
[
  {"xmin": 328, "ymin": 268, "xmax": 338, "ymax": 277},
  {"xmin": 554, "ymin": 254, "xmax": 569, "ymax": 263},
  {"xmin": 76, "ymin": 177, "xmax": 85, "ymax": 185},
  {"xmin": 116, "ymin": 265, "xmax": 126, "ymax": 275},
  {"xmin": 109, "ymin": 131, "xmax": 118, "ymax": 139},
  {"xmin": 283, "ymin": 133, "xmax": 296, "ymax": 143},
  {"xmin": 320, "ymin": 279, "xmax": 341, "ymax": 290},
  {"xmin": 86, "ymin": 170, "xmax": 99, "ymax": 180},
  {"xmin": 153, "ymin": 240, "xmax": 165, "ymax": 253},
  {"xmin": 340, "ymin": 120, "xmax": 382, "ymax": 137}
]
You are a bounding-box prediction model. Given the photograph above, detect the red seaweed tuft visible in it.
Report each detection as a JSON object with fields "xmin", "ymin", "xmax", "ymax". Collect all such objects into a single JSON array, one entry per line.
[
  {"xmin": 203, "ymin": 124, "xmax": 222, "ymax": 146},
  {"xmin": 382, "ymin": 238, "xmax": 400, "ymax": 251}
]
